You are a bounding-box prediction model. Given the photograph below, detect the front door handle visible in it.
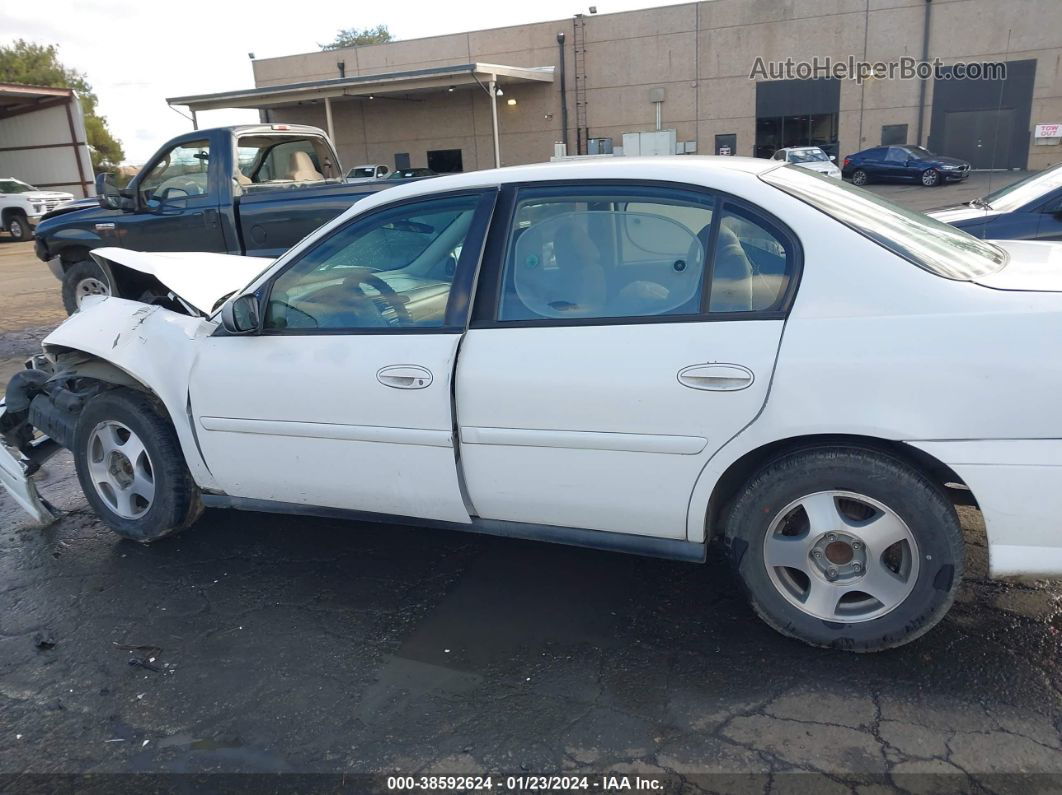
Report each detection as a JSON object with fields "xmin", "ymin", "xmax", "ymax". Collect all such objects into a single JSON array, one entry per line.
[
  {"xmin": 677, "ymin": 363, "xmax": 754, "ymax": 392},
  {"xmin": 377, "ymin": 365, "xmax": 433, "ymax": 390}
]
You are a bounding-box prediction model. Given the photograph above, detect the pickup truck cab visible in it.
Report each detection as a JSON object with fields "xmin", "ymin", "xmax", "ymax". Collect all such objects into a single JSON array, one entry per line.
[
  {"xmin": 1, "ymin": 178, "xmax": 73, "ymax": 241},
  {"xmin": 33, "ymin": 124, "xmax": 391, "ymax": 313}
]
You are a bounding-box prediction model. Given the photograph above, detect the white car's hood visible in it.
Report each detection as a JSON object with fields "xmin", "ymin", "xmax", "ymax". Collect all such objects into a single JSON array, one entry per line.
[
  {"xmin": 795, "ymin": 161, "xmax": 836, "ymax": 174},
  {"xmin": 91, "ymin": 248, "xmax": 274, "ymax": 315},
  {"xmin": 27, "ymin": 190, "xmax": 74, "ymax": 202},
  {"xmin": 927, "ymin": 204, "xmax": 999, "ymax": 224},
  {"xmin": 974, "ymin": 240, "xmax": 1062, "ymax": 292}
]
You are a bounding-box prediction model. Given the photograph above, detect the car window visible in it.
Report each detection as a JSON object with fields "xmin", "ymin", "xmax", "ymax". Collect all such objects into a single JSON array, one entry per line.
[
  {"xmin": 862, "ymin": 148, "xmax": 886, "ymax": 162},
  {"xmin": 788, "ymin": 148, "xmax": 829, "ymax": 164},
  {"xmin": 139, "ymin": 140, "xmax": 211, "ymax": 201},
  {"xmin": 884, "ymin": 147, "xmax": 908, "ymax": 164},
  {"xmin": 264, "ymin": 195, "xmax": 480, "ymax": 331},
  {"xmin": 0, "ymin": 179, "xmax": 34, "ymax": 194},
  {"xmin": 498, "ymin": 190, "xmax": 714, "ymax": 322},
  {"xmin": 763, "ymin": 164, "xmax": 1007, "ymax": 279},
  {"xmin": 709, "ymin": 207, "xmax": 793, "ymax": 312},
  {"xmin": 979, "ymin": 164, "xmax": 1062, "ymax": 211},
  {"xmin": 236, "ymin": 135, "xmax": 340, "ymax": 187}
]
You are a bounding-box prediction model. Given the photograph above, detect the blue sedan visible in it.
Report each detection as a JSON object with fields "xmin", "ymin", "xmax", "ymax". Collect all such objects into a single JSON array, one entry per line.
[{"xmin": 842, "ymin": 145, "xmax": 971, "ymax": 188}]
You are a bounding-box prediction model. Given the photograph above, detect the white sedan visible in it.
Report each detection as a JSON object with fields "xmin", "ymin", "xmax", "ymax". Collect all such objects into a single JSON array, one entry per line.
[
  {"xmin": 2, "ymin": 156, "xmax": 1061, "ymax": 652},
  {"xmin": 770, "ymin": 147, "xmax": 842, "ymax": 179}
]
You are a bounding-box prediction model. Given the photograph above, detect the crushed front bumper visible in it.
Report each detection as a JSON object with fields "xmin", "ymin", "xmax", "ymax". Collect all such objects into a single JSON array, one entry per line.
[{"xmin": 0, "ymin": 402, "xmax": 58, "ymax": 524}]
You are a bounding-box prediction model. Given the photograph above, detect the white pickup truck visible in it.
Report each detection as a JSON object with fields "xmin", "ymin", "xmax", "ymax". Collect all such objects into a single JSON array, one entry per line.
[{"xmin": 0, "ymin": 178, "xmax": 74, "ymax": 241}]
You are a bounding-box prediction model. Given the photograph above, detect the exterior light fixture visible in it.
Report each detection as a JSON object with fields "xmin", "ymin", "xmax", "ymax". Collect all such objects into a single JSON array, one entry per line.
[
  {"xmin": 368, "ymin": 95, "xmax": 375, "ymax": 100},
  {"xmin": 507, "ymin": 98, "xmax": 517, "ymax": 106},
  {"xmin": 495, "ymin": 87, "xmax": 504, "ymax": 97},
  {"xmin": 448, "ymin": 86, "xmax": 455, "ymax": 92}
]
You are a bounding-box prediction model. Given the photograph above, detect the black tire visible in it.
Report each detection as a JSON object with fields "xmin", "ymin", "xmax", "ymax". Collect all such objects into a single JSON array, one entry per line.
[
  {"xmin": 851, "ymin": 169, "xmax": 869, "ymax": 187},
  {"xmin": 921, "ymin": 169, "xmax": 941, "ymax": 187},
  {"xmin": 61, "ymin": 259, "xmax": 111, "ymax": 314},
  {"xmin": 73, "ymin": 389, "xmax": 202, "ymax": 543},
  {"xmin": 723, "ymin": 446, "xmax": 963, "ymax": 652},
  {"xmin": 6, "ymin": 212, "xmax": 32, "ymax": 242}
]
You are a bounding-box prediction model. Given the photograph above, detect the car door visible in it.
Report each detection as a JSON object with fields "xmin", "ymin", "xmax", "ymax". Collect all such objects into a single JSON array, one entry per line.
[
  {"xmin": 119, "ymin": 135, "xmax": 228, "ymax": 252},
  {"xmin": 455, "ymin": 183, "xmax": 799, "ymax": 540},
  {"xmin": 881, "ymin": 147, "xmax": 911, "ymax": 181},
  {"xmin": 188, "ymin": 190, "xmax": 496, "ymax": 523}
]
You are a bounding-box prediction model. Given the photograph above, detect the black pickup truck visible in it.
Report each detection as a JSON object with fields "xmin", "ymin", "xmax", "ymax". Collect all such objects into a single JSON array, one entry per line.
[{"xmin": 34, "ymin": 124, "xmax": 391, "ymax": 313}]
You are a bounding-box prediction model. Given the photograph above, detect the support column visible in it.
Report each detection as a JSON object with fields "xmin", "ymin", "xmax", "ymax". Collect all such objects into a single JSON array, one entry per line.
[
  {"xmin": 489, "ymin": 78, "xmax": 501, "ymax": 168},
  {"xmin": 324, "ymin": 96, "xmax": 335, "ymax": 142}
]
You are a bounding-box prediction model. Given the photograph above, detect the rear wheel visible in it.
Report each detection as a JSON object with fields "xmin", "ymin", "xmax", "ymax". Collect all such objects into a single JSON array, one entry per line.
[
  {"xmin": 724, "ymin": 447, "xmax": 963, "ymax": 652},
  {"xmin": 62, "ymin": 259, "xmax": 111, "ymax": 314},
  {"xmin": 850, "ymin": 169, "xmax": 869, "ymax": 186},
  {"xmin": 921, "ymin": 169, "xmax": 941, "ymax": 187},
  {"xmin": 6, "ymin": 212, "xmax": 31, "ymax": 241},
  {"xmin": 73, "ymin": 389, "xmax": 201, "ymax": 542}
]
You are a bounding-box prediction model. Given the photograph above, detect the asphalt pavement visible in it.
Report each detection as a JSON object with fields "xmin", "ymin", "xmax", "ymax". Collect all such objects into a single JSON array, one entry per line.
[{"xmin": 0, "ymin": 173, "xmax": 1058, "ymax": 789}]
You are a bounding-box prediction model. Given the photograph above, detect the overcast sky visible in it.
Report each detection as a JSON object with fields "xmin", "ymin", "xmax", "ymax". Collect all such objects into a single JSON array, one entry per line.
[{"xmin": 3, "ymin": 0, "xmax": 682, "ymax": 164}]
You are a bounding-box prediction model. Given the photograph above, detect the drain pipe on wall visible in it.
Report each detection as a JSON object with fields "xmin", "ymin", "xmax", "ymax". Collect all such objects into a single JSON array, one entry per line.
[
  {"xmin": 557, "ymin": 32, "xmax": 569, "ymax": 154},
  {"xmin": 915, "ymin": 0, "xmax": 933, "ymax": 146}
]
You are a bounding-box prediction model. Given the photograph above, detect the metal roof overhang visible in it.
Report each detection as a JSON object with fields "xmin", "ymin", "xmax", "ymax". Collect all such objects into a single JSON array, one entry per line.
[
  {"xmin": 167, "ymin": 63, "xmax": 554, "ymax": 112},
  {"xmin": 0, "ymin": 83, "xmax": 75, "ymax": 118}
]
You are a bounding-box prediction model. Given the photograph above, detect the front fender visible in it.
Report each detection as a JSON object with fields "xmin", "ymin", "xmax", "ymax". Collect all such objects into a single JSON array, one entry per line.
[{"xmin": 43, "ymin": 297, "xmax": 221, "ymax": 491}]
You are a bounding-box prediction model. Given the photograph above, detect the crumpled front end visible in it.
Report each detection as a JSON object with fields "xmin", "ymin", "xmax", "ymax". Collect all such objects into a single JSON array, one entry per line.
[{"xmin": 0, "ymin": 359, "xmax": 64, "ymax": 524}]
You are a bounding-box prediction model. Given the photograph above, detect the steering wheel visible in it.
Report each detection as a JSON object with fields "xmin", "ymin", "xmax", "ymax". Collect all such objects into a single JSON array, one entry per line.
[{"xmin": 340, "ymin": 268, "xmax": 412, "ymax": 326}]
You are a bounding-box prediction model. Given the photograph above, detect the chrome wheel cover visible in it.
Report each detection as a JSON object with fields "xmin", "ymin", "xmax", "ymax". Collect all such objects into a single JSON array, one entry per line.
[
  {"xmin": 86, "ymin": 420, "xmax": 155, "ymax": 519},
  {"xmin": 762, "ymin": 491, "xmax": 919, "ymax": 623}
]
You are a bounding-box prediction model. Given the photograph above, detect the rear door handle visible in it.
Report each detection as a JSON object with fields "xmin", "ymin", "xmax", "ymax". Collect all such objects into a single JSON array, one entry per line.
[
  {"xmin": 377, "ymin": 365, "xmax": 433, "ymax": 390},
  {"xmin": 677, "ymin": 363, "xmax": 754, "ymax": 392}
]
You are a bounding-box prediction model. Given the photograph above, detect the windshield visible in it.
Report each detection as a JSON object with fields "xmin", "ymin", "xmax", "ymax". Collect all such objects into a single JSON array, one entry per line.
[
  {"xmin": 788, "ymin": 148, "xmax": 829, "ymax": 163},
  {"xmin": 0, "ymin": 178, "xmax": 35, "ymax": 194},
  {"xmin": 904, "ymin": 146, "xmax": 935, "ymax": 160},
  {"xmin": 978, "ymin": 164, "xmax": 1062, "ymax": 211},
  {"xmin": 348, "ymin": 167, "xmax": 376, "ymax": 178},
  {"xmin": 762, "ymin": 164, "xmax": 1007, "ymax": 280}
]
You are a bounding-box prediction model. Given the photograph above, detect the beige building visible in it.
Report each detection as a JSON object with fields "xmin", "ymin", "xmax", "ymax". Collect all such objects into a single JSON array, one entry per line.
[{"xmin": 170, "ymin": 0, "xmax": 1062, "ymax": 173}]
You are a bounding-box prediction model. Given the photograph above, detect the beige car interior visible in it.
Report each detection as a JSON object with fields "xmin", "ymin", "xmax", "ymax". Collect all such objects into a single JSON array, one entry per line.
[{"xmin": 286, "ymin": 151, "xmax": 324, "ymax": 182}]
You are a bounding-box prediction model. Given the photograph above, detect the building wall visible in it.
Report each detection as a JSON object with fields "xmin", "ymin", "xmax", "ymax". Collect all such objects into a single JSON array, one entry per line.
[{"xmin": 253, "ymin": 0, "xmax": 1062, "ymax": 171}]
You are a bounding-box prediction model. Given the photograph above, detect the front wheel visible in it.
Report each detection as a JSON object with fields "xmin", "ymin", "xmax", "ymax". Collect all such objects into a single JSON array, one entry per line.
[
  {"xmin": 6, "ymin": 213, "xmax": 32, "ymax": 241},
  {"xmin": 62, "ymin": 259, "xmax": 111, "ymax": 314},
  {"xmin": 921, "ymin": 169, "xmax": 941, "ymax": 187},
  {"xmin": 850, "ymin": 169, "xmax": 869, "ymax": 187},
  {"xmin": 724, "ymin": 447, "xmax": 963, "ymax": 652},
  {"xmin": 73, "ymin": 389, "xmax": 202, "ymax": 542}
]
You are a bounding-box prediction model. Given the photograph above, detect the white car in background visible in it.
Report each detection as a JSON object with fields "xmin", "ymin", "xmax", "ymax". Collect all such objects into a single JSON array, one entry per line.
[
  {"xmin": 771, "ymin": 147, "xmax": 842, "ymax": 179},
  {"xmin": 0, "ymin": 178, "xmax": 74, "ymax": 241},
  {"xmin": 2, "ymin": 157, "xmax": 1061, "ymax": 652},
  {"xmin": 346, "ymin": 164, "xmax": 390, "ymax": 182}
]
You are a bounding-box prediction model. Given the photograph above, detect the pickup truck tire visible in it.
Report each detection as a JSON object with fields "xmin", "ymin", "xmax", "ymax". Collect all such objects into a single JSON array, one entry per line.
[
  {"xmin": 5, "ymin": 212, "xmax": 31, "ymax": 242},
  {"xmin": 62, "ymin": 259, "xmax": 111, "ymax": 314},
  {"xmin": 723, "ymin": 447, "xmax": 963, "ymax": 652},
  {"xmin": 73, "ymin": 388, "xmax": 202, "ymax": 543}
]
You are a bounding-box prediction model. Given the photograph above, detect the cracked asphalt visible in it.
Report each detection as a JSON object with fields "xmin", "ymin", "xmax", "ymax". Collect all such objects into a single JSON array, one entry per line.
[{"xmin": 1, "ymin": 179, "xmax": 1060, "ymax": 789}]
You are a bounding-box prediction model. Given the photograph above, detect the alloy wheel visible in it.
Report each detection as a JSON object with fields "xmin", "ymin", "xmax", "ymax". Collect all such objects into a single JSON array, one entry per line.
[
  {"xmin": 86, "ymin": 420, "xmax": 155, "ymax": 519},
  {"xmin": 762, "ymin": 490, "xmax": 919, "ymax": 623}
]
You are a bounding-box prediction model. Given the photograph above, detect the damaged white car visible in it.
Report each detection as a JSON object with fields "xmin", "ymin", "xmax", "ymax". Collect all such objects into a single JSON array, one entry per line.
[{"xmin": 3, "ymin": 157, "xmax": 1061, "ymax": 652}]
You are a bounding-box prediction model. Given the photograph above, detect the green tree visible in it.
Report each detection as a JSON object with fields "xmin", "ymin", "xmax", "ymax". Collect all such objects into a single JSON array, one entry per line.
[
  {"xmin": 0, "ymin": 39, "xmax": 125, "ymax": 171},
  {"xmin": 320, "ymin": 24, "xmax": 393, "ymax": 50}
]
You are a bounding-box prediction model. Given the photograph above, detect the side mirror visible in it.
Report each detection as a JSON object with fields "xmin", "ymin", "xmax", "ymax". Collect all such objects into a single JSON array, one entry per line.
[
  {"xmin": 95, "ymin": 173, "xmax": 122, "ymax": 211},
  {"xmin": 221, "ymin": 294, "xmax": 261, "ymax": 334},
  {"xmin": 829, "ymin": 155, "xmax": 837, "ymax": 162}
]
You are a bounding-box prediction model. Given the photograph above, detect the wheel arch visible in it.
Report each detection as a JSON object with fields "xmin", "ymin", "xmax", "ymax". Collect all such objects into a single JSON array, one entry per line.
[{"xmin": 700, "ymin": 433, "xmax": 976, "ymax": 542}]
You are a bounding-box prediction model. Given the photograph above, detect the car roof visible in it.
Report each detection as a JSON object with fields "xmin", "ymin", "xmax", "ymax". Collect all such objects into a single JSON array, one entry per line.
[{"xmin": 368, "ymin": 155, "xmax": 775, "ymax": 196}]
